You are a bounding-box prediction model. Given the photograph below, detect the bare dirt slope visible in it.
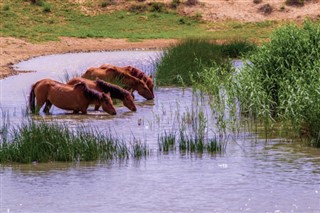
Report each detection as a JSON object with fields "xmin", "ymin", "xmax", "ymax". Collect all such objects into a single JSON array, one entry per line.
[{"xmin": 1, "ymin": 0, "xmax": 319, "ymax": 79}]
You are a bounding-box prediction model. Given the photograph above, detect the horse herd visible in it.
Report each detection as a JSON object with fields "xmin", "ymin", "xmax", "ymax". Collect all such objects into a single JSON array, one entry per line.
[{"xmin": 29, "ymin": 64, "xmax": 155, "ymax": 115}]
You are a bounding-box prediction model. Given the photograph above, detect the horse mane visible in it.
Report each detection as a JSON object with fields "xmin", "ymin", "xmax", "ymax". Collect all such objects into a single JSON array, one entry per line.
[
  {"xmin": 95, "ymin": 79, "xmax": 129, "ymax": 100},
  {"xmin": 74, "ymin": 82, "xmax": 102, "ymax": 102},
  {"xmin": 126, "ymin": 66, "xmax": 153, "ymax": 86}
]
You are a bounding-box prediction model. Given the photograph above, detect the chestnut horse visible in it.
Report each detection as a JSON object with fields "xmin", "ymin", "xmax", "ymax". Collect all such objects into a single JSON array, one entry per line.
[
  {"xmin": 99, "ymin": 64, "xmax": 154, "ymax": 97},
  {"xmin": 81, "ymin": 67, "xmax": 154, "ymax": 100},
  {"xmin": 67, "ymin": 77, "xmax": 137, "ymax": 112},
  {"xmin": 29, "ymin": 79, "xmax": 116, "ymax": 115}
]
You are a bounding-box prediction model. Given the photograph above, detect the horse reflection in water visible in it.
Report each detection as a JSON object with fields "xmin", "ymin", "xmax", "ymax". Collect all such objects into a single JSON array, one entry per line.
[{"xmin": 29, "ymin": 78, "xmax": 116, "ymax": 115}]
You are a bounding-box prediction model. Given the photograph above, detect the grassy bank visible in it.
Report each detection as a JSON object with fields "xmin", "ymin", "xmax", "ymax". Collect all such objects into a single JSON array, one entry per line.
[{"xmin": 1, "ymin": 0, "xmax": 280, "ymax": 42}]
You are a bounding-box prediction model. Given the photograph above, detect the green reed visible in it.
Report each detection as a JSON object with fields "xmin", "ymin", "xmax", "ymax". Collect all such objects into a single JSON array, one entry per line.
[
  {"xmin": 158, "ymin": 109, "xmax": 225, "ymax": 154},
  {"xmin": 155, "ymin": 38, "xmax": 256, "ymax": 86},
  {"xmin": 192, "ymin": 20, "xmax": 320, "ymax": 146},
  {"xmin": 0, "ymin": 120, "xmax": 150, "ymax": 163},
  {"xmin": 158, "ymin": 131, "xmax": 176, "ymax": 152}
]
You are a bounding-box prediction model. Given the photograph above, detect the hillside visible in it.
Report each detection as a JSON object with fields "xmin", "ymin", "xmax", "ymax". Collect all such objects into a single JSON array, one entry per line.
[{"xmin": 1, "ymin": 0, "xmax": 319, "ymax": 78}]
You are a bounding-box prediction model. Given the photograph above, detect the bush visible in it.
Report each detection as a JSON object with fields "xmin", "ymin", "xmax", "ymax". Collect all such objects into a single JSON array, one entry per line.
[
  {"xmin": 128, "ymin": 4, "xmax": 147, "ymax": 13},
  {"xmin": 171, "ymin": 0, "xmax": 181, "ymax": 9},
  {"xmin": 148, "ymin": 2, "xmax": 166, "ymax": 13},
  {"xmin": 285, "ymin": 0, "xmax": 304, "ymax": 6},
  {"xmin": 186, "ymin": 0, "xmax": 199, "ymax": 6},
  {"xmin": 258, "ymin": 4, "xmax": 273, "ymax": 15}
]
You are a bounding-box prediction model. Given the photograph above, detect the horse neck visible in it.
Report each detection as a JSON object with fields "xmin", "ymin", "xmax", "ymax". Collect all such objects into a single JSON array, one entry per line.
[
  {"xmin": 119, "ymin": 72, "xmax": 140, "ymax": 90},
  {"xmin": 80, "ymin": 85, "xmax": 102, "ymax": 104},
  {"xmin": 96, "ymin": 80, "xmax": 125, "ymax": 100}
]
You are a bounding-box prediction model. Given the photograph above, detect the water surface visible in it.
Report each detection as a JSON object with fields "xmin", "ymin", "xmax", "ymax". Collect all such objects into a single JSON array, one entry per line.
[{"xmin": 0, "ymin": 51, "xmax": 319, "ymax": 213}]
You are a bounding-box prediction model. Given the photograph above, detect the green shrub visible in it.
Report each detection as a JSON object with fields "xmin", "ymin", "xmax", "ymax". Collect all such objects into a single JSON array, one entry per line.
[
  {"xmin": 171, "ymin": 0, "xmax": 181, "ymax": 9},
  {"xmin": 285, "ymin": 0, "xmax": 304, "ymax": 6},
  {"xmin": 148, "ymin": 2, "xmax": 166, "ymax": 13}
]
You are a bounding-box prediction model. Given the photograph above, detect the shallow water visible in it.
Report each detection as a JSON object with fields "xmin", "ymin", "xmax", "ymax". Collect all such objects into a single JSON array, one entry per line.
[{"xmin": 0, "ymin": 51, "xmax": 319, "ymax": 213}]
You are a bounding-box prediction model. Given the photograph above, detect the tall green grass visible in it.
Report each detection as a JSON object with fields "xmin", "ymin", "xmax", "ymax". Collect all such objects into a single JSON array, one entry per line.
[
  {"xmin": 238, "ymin": 20, "xmax": 320, "ymax": 146},
  {"xmin": 158, "ymin": 110, "xmax": 225, "ymax": 154},
  {"xmin": 0, "ymin": 120, "xmax": 149, "ymax": 163},
  {"xmin": 155, "ymin": 39, "xmax": 256, "ymax": 86},
  {"xmin": 192, "ymin": 20, "xmax": 320, "ymax": 146}
]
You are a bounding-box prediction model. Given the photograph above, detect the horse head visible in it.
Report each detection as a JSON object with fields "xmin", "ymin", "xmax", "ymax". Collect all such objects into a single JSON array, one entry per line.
[
  {"xmin": 136, "ymin": 80, "xmax": 154, "ymax": 100},
  {"xmin": 123, "ymin": 93, "xmax": 137, "ymax": 111},
  {"xmin": 101, "ymin": 92, "xmax": 116, "ymax": 115}
]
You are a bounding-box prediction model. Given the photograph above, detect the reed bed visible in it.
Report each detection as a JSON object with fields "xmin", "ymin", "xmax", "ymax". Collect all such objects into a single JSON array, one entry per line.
[
  {"xmin": 0, "ymin": 120, "xmax": 149, "ymax": 163},
  {"xmin": 192, "ymin": 21, "xmax": 320, "ymax": 146},
  {"xmin": 155, "ymin": 39, "xmax": 256, "ymax": 86}
]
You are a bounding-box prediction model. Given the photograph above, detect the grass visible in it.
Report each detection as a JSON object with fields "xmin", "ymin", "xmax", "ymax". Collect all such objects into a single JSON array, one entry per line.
[
  {"xmin": 158, "ymin": 109, "xmax": 225, "ymax": 154},
  {"xmin": 0, "ymin": 120, "xmax": 150, "ymax": 163},
  {"xmin": 155, "ymin": 39, "xmax": 256, "ymax": 86},
  {"xmin": 192, "ymin": 20, "xmax": 320, "ymax": 147},
  {"xmin": 1, "ymin": 0, "xmax": 282, "ymax": 42}
]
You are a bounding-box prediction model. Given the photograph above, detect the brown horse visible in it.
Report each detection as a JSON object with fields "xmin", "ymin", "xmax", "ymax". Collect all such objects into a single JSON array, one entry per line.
[
  {"xmin": 67, "ymin": 77, "xmax": 137, "ymax": 112},
  {"xmin": 81, "ymin": 66, "xmax": 154, "ymax": 100},
  {"xmin": 29, "ymin": 79, "xmax": 116, "ymax": 115},
  {"xmin": 99, "ymin": 64, "xmax": 154, "ymax": 98}
]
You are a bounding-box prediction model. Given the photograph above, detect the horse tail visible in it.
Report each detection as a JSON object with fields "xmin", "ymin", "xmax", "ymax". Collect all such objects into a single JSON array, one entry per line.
[{"xmin": 29, "ymin": 83, "xmax": 38, "ymax": 113}]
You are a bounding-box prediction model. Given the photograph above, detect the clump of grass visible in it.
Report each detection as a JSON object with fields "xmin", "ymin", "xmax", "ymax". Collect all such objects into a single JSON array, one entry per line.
[
  {"xmin": 128, "ymin": 4, "xmax": 148, "ymax": 13},
  {"xmin": 253, "ymin": 0, "xmax": 262, "ymax": 4},
  {"xmin": 131, "ymin": 140, "xmax": 149, "ymax": 158},
  {"xmin": 285, "ymin": 0, "xmax": 304, "ymax": 6},
  {"xmin": 170, "ymin": 0, "xmax": 181, "ymax": 9},
  {"xmin": 158, "ymin": 131, "xmax": 176, "ymax": 152},
  {"xmin": 0, "ymin": 121, "xmax": 150, "ymax": 163},
  {"xmin": 186, "ymin": 0, "xmax": 199, "ymax": 6},
  {"xmin": 258, "ymin": 4, "xmax": 273, "ymax": 15},
  {"xmin": 148, "ymin": 2, "xmax": 167, "ymax": 13},
  {"xmin": 156, "ymin": 39, "xmax": 256, "ymax": 86},
  {"xmin": 155, "ymin": 39, "xmax": 224, "ymax": 86},
  {"xmin": 221, "ymin": 39, "xmax": 257, "ymax": 58}
]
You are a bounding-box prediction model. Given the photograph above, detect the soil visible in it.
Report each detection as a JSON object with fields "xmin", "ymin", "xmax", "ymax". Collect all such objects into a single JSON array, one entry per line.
[{"xmin": 1, "ymin": 0, "xmax": 319, "ymax": 79}]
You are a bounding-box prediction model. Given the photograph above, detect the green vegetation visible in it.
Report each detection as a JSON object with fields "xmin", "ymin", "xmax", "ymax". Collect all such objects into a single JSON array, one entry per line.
[
  {"xmin": 191, "ymin": 21, "xmax": 320, "ymax": 146},
  {"xmin": 1, "ymin": 0, "xmax": 280, "ymax": 42},
  {"xmin": 0, "ymin": 120, "xmax": 149, "ymax": 163},
  {"xmin": 155, "ymin": 39, "xmax": 256, "ymax": 86},
  {"xmin": 158, "ymin": 110, "xmax": 225, "ymax": 154},
  {"xmin": 238, "ymin": 21, "xmax": 320, "ymax": 146}
]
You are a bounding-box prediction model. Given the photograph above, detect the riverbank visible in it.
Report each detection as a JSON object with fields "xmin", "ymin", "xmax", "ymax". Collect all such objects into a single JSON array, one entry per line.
[{"xmin": 0, "ymin": 37, "xmax": 177, "ymax": 79}]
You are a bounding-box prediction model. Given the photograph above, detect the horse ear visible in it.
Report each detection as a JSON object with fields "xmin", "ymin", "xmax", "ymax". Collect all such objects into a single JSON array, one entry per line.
[{"xmin": 149, "ymin": 75, "xmax": 153, "ymax": 79}]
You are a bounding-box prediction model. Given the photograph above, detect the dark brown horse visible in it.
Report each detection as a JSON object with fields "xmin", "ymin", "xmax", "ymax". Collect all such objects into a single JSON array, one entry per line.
[
  {"xmin": 67, "ymin": 77, "xmax": 137, "ymax": 112},
  {"xmin": 100, "ymin": 64, "xmax": 154, "ymax": 98},
  {"xmin": 81, "ymin": 66, "xmax": 154, "ymax": 100},
  {"xmin": 29, "ymin": 79, "xmax": 116, "ymax": 115}
]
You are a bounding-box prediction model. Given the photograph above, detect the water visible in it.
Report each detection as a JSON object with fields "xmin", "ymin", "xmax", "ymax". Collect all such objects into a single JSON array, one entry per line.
[{"xmin": 0, "ymin": 51, "xmax": 319, "ymax": 212}]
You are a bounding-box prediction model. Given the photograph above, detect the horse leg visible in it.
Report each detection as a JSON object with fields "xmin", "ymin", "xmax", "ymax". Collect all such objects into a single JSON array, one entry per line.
[
  {"xmin": 43, "ymin": 100, "xmax": 52, "ymax": 114},
  {"xmin": 94, "ymin": 104, "xmax": 100, "ymax": 111},
  {"xmin": 35, "ymin": 98, "xmax": 46, "ymax": 114}
]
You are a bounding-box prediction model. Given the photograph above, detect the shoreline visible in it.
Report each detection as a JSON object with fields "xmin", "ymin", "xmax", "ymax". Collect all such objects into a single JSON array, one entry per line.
[{"xmin": 0, "ymin": 37, "xmax": 177, "ymax": 79}]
